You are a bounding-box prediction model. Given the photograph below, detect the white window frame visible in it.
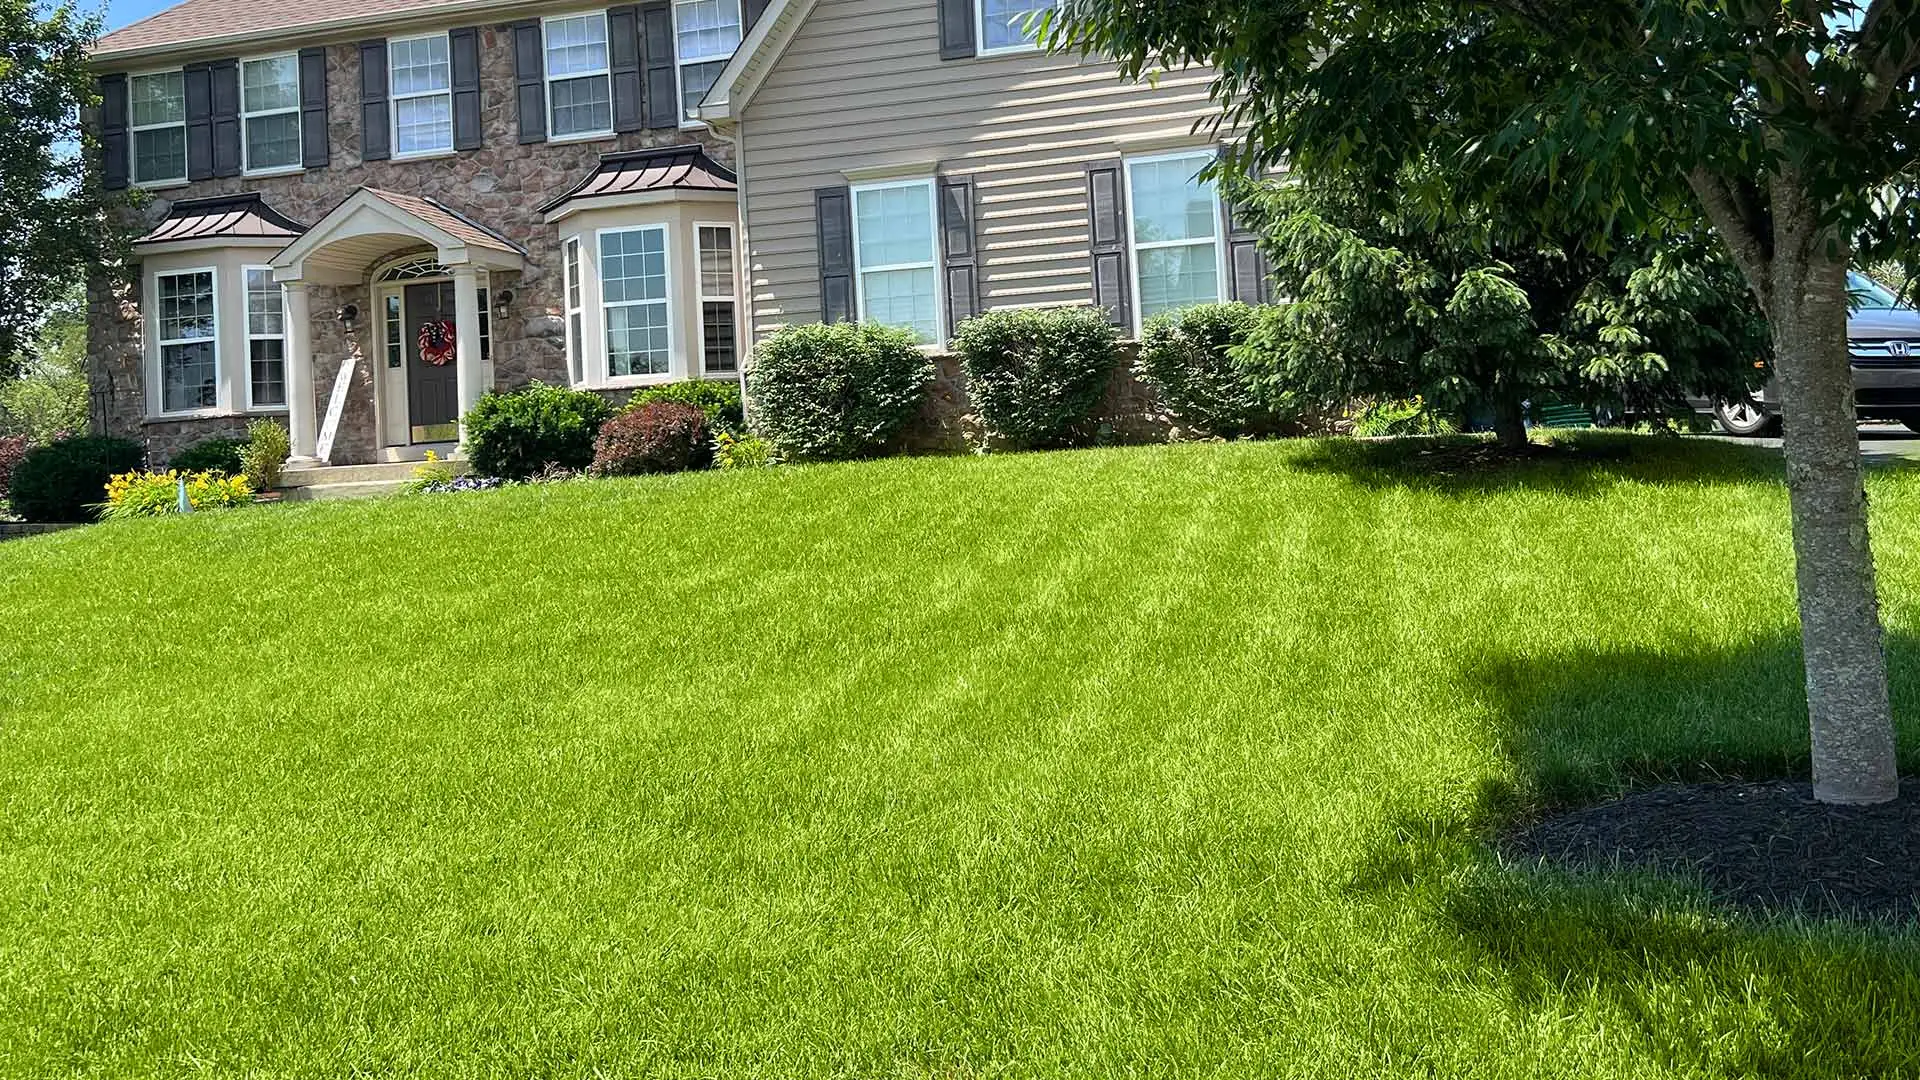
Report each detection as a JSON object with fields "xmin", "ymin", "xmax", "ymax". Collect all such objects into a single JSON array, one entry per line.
[
  {"xmin": 672, "ymin": 0, "xmax": 744, "ymax": 128},
  {"xmin": 594, "ymin": 223, "xmax": 678, "ymax": 388},
  {"xmin": 388, "ymin": 31, "xmax": 456, "ymax": 160},
  {"xmin": 151, "ymin": 265, "xmax": 222, "ymax": 418},
  {"xmin": 1121, "ymin": 148, "xmax": 1228, "ymax": 339},
  {"xmin": 128, "ymin": 68, "xmax": 189, "ymax": 188},
  {"xmin": 975, "ymin": 0, "xmax": 1063, "ymax": 56},
  {"xmin": 694, "ymin": 221, "xmax": 741, "ymax": 377},
  {"xmin": 543, "ymin": 11, "xmax": 615, "ymax": 142},
  {"xmin": 850, "ymin": 177, "xmax": 944, "ymax": 345},
  {"xmin": 563, "ymin": 236, "xmax": 586, "ymax": 387},
  {"xmin": 241, "ymin": 265, "xmax": 290, "ymax": 413},
  {"xmin": 239, "ymin": 52, "xmax": 303, "ymax": 176}
]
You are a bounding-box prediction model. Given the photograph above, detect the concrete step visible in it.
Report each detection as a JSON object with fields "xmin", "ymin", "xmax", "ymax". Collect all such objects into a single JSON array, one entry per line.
[
  {"xmin": 283, "ymin": 479, "xmax": 410, "ymax": 501},
  {"xmin": 280, "ymin": 459, "xmax": 466, "ymax": 488}
]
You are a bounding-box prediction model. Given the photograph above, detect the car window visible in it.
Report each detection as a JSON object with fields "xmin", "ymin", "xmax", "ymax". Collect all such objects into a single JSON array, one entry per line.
[{"xmin": 1848, "ymin": 271, "xmax": 1902, "ymax": 309}]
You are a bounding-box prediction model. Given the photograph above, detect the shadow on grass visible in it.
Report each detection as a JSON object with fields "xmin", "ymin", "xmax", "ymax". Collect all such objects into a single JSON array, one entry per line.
[{"xmin": 1286, "ymin": 432, "xmax": 1786, "ymax": 497}]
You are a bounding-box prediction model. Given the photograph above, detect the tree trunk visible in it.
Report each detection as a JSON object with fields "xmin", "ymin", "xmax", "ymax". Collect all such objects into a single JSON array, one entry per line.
[
  {"xmin": 1492, "ymin": 394, "xmax": 1528, "ymax": 451},
  {"xmin": 1768, "ymin": 196, "xmax": 1901, "ymax": 805}
]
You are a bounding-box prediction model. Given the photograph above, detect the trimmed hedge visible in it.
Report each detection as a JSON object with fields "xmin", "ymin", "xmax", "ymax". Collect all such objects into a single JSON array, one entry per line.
[
  {"xmin": 628, "ymin": 380, "xmax": 743, "ymax": 436},
  {"xmin": 746, "ymin": 323, "xmax": 933, "ymax": 461},
  {"xmin": 1137, "ymin": 303, "xmax": 1291, "ymax": 439},
  {"xmin": 951, "ymin": 306, "xmax": 1121, "ymax": 450},
  {"xmin": 168, "ymin": 437, "xmax": 248, "ymax": 475},
  {"xmin": 591, "ymin": 401, "xmax": 713, "ymax": 475},
  {"xmin": 464, "ymin": 383, "xmax": 614, "ymax": 480},
  {"xmin": 7, "ymin": 436, "xmax": 144, "ymax": 522}
]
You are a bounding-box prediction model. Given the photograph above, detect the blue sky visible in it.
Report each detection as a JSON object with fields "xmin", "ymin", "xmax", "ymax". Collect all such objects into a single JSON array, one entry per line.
[{"xmin": 98, "ymin": 0, "xmax": 173, "ymax": 32}]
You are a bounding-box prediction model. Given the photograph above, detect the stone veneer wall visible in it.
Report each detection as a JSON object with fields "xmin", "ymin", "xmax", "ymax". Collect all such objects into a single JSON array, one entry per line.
[{"xmin": 89, "ymin": 26, "xmax": 731, "ymax": 466}]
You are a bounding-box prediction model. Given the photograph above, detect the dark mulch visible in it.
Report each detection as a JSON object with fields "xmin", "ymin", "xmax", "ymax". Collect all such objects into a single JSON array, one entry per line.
[{"xmin": 1503, "ymin": 781, "xmax": 1920, "ymax": 923}]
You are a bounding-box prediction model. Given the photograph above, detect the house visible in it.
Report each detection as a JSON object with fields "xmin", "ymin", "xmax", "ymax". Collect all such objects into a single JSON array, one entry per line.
[{"xmin": 87, "ymin": 0, "xmax": 1261, "ymax": 469}]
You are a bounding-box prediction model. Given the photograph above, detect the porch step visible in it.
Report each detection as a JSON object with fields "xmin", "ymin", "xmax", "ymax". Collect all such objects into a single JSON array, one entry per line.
[
  {"xmin": 279, "ymin": 458, "xmax": 468, "ymax": 500},
  {"xmin": 284, "ymin": 479, "xmax": 409, "ymax": 501}
]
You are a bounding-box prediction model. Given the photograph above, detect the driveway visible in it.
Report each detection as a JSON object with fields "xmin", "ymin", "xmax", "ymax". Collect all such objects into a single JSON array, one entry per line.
[{"xmin": 1715, "ymin": 422, "xmax": 1920, "ymax": 463}]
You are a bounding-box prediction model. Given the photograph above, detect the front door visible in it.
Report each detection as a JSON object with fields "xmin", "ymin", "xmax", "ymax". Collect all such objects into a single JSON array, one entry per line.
[{"xmin": 405, "ymin": 281, "xmax": 461, "ymax": 443}]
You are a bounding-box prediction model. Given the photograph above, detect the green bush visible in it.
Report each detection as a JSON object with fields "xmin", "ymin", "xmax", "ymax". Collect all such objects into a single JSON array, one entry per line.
[
  {"xmin": 1137, "ymin": 303, "xmax": 1293, "ymax": 438},
  {"xmin": 746, "ymin": 323, "xmax": 933, "ymax": 461},
  {"xmin": 7, "ymin": 436, "xmax": 144, "ymax": 522},
  {"xmin": 168, "ymin": 437, "xmax": 247, "ymax": 475},
  {"xmin": 463, "ymin": 383, "xmax": 614, "ymax": 480},
  {"xmin": 952, "ymin": 307, "xmax": 1120, "ymax": 449},
  {"xmin": 716, "ymin": 431, "xmax": 775, "ymax": 470},
  {"xmin": 240, "ymin": 419, "xmax": 289, "ymax": 492},
  {"xmin": 627, "ymin": 380, "xmax": 743, "ymax": 436},
  {"xmin": 99, "ymin": 469, "xmax": 253, "ymax": 520},
  {"xmin": 1349, "ymin": 398, "xmax": 1459, "ymax": 437}
]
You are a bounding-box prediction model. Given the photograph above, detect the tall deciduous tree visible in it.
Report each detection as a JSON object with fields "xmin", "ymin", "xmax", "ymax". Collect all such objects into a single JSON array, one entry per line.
[
  {"xmin": 0, "ymin": 0, "xmax": 102, "ymax": 380},
  {"xmin": 1052, "ymin": 0, "xmax": 1912, "ymax": 802}
]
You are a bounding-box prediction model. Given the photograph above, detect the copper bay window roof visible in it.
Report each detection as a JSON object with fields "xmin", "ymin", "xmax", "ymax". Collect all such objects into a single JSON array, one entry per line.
[
  {"xmin": 132, "ymin": 193, "xmax": 309, "ymax": 246},
  {"xmin": 538, "ymin": 146, "xmax": 739, "ymax": 216}
]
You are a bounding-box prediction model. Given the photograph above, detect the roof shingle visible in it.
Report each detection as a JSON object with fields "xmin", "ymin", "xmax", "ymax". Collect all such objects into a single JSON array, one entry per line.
[{"xmin": 95, "ymin": 0, "xmax": 482, "ymax": 59}]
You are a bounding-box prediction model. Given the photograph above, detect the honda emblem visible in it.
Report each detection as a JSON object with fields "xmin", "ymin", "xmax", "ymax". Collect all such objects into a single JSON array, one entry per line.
[{"xmin": 1892, "ymin": 340, "xmax": 1912, "ymax": 357}]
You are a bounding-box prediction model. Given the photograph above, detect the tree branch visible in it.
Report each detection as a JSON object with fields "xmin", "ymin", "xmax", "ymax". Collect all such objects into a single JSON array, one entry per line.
[
  {"xmin": 1851, "ymin": 0, "xmax": 1920, "ymax": 124},
  {"xmin": 1688, "ymin": 167, "xmax": 1775, "ymax": 315}
]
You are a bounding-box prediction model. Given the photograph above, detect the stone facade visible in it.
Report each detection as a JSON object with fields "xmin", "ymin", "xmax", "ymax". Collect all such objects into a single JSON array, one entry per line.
[{"xmin": 90, "ymin": 26, "xmax": 731, "ymax": 466}]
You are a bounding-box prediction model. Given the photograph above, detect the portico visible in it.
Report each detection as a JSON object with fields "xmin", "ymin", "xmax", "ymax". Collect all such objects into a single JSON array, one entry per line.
[{"xmin": 269, "ymin": 187, "xmax": 525, "ymax": 466}]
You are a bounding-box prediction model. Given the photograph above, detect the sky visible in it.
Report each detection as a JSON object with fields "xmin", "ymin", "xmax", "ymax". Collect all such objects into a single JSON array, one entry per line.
[{"xmin": 96, "ymin": 0, "xmax": 173, "ymax": 33}]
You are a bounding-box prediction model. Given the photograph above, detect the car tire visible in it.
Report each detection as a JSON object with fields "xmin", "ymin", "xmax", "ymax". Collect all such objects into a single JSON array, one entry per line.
[{"xmin": 1714, "ymin": 397, "xmax": 1779, "ymax": 437}]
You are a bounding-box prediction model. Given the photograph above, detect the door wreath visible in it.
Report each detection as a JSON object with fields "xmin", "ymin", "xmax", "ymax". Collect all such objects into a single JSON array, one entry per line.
[{"xmin": 417, "ymin": 319, "xmax": 457, "ymax": 366}]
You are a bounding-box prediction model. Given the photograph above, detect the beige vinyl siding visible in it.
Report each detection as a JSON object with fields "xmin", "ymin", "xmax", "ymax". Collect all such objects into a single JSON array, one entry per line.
[{"xmin": 739, "ymin": 0, "xmax": 1220, "ymax": 338}]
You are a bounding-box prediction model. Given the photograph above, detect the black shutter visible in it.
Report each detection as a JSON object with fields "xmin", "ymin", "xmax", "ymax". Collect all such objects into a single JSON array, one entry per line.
[
  {"xmin": 184, "ymin": 62, "xmax": 213, "ymax": 180},
  {"xmin": 641, "ymin": 0, "xmax": 678, "ymax": 128},
  {"xmin": 745, "ymin": 0, "xmax": 770, "ymax": 24},
  {"xmin": 512, "ymin": 19, "xmax": 546, "ymax": 143},
  {"xmin": 99, "ymin": 74, "xmax": 130, "ymax": 191},
  {"xmin": 1221, "ymin": 148, "xmax": 1271, "ymax": 304},
  {"xmin": 938, "ymin": 0, "xmax": 976, "ymax": 59},
  {"xmin": 360, "ymin": 40, "xmax": 390, "ymax": 161},
  {"xmin": 450, "ymin": 27, "xmax": 483, "ymax": 150},
  {"xmin": 608, "ymin": 5, "xmax": 644, "ymax": 133},
  {"xmin": 210, "ymin": 59, "xmax": 241, "ymax": 176},
  {"xmin": 299, "ymin": 47, "xmax": 329, "ymax": 169},
  {"xmin": 1086, "ymin": 160, "xmax": 1131, "ymax": 330},
  {"xmin": 816, "ymin": 186, "xmax": 855, "ymax": 324},
  {"xmin": 939, "ymin": 176, "xmax": 980, "ymax": 334}
]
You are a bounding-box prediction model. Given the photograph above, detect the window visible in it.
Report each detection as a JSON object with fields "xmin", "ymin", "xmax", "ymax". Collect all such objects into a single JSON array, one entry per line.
[
  {"xmin": 564, "ymin": 237, "xmax": 585, "ymax": 385},
  {"xmin": 240, "ymin": 55, "xmax": 302, "ymax": 172},
  {"xmin": 599, "ymin": 226, "xmax": 671, "ymax": 377},
  {"xmin": 978, "ymin": 0, "xmax": 1062, "ymax": 52},
  {"xmin": 1125, "ymin": 151, "xmax": 1223, "ymax": 328},
  {"xmin": 155, "ymin": 269, "xmax": 218, "ymax": 414},
  {"xmin": 384, "ymin": 294, "xmax": 404, "ymax": 369},
  {"xmin": 129, "ymin": 71, "xmax": 188, "ymax": 185},
  {"xmin": 545, "ymin": 13, "xmax": 613, "ymax": 138},
  {"xmin": 243, "ymin": 268, "xmax": 287, "ymax": 408},
  {"xmin": 851, "ymin": 179, "xmax": 941, "ymax": 344},
  {"xmin": 697, "ymin": 224, "xmax": 739, "ymax": 374},
  {"xmin": 390, "ymin": 34, "xmax": 453, "ymax": 157},
  {"xmin": 674, "ymin": 0, "xmax": 742, "ymax": 120}
]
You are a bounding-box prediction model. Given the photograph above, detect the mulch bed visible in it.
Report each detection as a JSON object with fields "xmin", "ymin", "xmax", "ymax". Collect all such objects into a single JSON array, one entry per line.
[{"xmin": 1503, "ymin": 781, "xmax": 1920, "ymax": 923}]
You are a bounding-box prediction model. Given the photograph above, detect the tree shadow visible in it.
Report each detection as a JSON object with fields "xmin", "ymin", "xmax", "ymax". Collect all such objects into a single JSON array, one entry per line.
[{"xmin": 1285, "ymin": 431, "xmax": 1789, "ymax": 497}]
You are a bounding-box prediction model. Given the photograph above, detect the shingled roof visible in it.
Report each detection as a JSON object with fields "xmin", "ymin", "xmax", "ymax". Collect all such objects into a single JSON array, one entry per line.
[
  {"xmin": 538, "ymin": 146, "xmax": 738, "ymax": 216},
  {"xmin": 94, "ymin": 0, "xmax": 489, "ymax": 60},
  {"xmin": 133, "ymin": 193, "xmax": 308, "ymax": 246}
]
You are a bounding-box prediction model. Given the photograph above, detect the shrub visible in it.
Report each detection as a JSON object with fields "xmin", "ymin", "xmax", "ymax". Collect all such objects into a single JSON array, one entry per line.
[
  {"xmin": 627, "ymin": 380, "xmax": 743, "ymax": 436},
  {"xmin": 0, "ymin": 434, "xmax": 31, "ymax": 503},
  {"xmin": 1349, "ymin": 398, "xmax": 1460, "ymax": 438},
  {"xmin": 7, "ymin": 436, "xmax": 143, "ymax": 522},
  {"xmin": 747, "ymin": 323, "xmax": 933, "ymax": 461},
  {"xmin": 715, "ymin": 431, "xmax": 775, "ymax": 470},
  {"xmin": 952, "ymin": 307, "xmax": 1121, "ymax": 449},
  {"xmin": 464, "ymin": 382, "xmax": 614, "ymax": 480},
  {"xmin": 99, "ymin": 470, "xmax": 252, "ymax": 520},
  {"xmin": 1137, "ymin": 303, "xmax": 1293, "ymax": 438},
  {"xmin": 240, "ymin": 419, "xmax": 289, "ymax": 492},
  {"xmin": 591, "ymin": 401, "xmax": 713, "ymax": 475},
  {"xmin": 168, "ymin": 436, "xmax": 248, "ymax": 475}
]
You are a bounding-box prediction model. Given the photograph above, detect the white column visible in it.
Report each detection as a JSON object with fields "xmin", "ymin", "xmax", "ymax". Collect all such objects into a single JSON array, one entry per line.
[
  {"xmin": 453, "ymin": 265, "xmax": 484, "ymax": 449},
  {"xmin": 284, "ymin": 282, "xmax": 320, "ymax": 464}
]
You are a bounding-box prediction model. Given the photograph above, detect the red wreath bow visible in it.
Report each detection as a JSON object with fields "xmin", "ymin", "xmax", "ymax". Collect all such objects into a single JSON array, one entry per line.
[{"xmin": 417, "ymin": 319, "xmax": 457, "ymax": 366}]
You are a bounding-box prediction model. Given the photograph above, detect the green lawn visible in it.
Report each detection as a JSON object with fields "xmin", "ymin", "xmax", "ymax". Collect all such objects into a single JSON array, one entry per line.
[{"xmin": 3, "ymin": 435, "xmax": 1918, "ymax": 1078}]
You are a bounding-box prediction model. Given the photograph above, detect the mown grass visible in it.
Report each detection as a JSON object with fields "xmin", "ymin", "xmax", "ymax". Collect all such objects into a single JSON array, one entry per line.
[{"xmin": 2, "ymin": 434, "xmax": 1918, "ymax": 1079}]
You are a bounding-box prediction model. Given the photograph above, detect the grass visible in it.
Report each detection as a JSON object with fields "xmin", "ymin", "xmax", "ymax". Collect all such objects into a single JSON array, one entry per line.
[{"xmin": 3, "ymin": 433, "xmax": 1919, "ymax": 1078}]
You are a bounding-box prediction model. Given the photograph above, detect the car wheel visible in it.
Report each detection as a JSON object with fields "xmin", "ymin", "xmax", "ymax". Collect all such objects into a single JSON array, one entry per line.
[{"xmin": 1714, "ymin": 397, "xmax": 1778, "ymax": 437}]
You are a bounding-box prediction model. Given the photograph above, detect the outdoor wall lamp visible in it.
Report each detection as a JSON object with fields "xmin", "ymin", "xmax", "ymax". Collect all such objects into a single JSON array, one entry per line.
[{"xmin": 336, "ymin": 304, "xmax": 359, "ymax": 332}]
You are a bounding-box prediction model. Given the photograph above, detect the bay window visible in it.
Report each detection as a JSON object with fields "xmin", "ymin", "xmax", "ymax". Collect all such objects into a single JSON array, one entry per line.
[
  {"xmin": 244, "ymin": 268, "xmax": 287, "ymax": 409},
  {"xmin": 600, "ymin": 226, "xmax": 672, "ymax": 377},
  {"xmin": 544, "ymin": 13, "xmax": 613, "ymax": 138},
  {"xmin": 390, "ymin": 33, "xmax": 454, "ymax": 157},
  {"xmin": 564, "ymin": 237, "xmax": 586, "ymax": 384},
  {"xmin": 1124, "ymin": 150, "xmax": 1224, "ymax": 328},
  {"xmin": 674, "ymin": 0, "xmax": 742, "ymax": 121},
  {"xmin": 697, "ymin": 224, "xmax": 738, "ymax": 374},
  {"xmin": 851, "ymin": 178, "xmax": 941, "ymax": 344},
  {"xmin": 130, "ymin": 71, "xmax": 188, "ymax": 185},
  {"xmin": 240, "ymin": 55, "xmax": 301, "ymax": 172},
  {"xmin": 156, "ymin": 269, "xmax": 219, "ymax": 414}
]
